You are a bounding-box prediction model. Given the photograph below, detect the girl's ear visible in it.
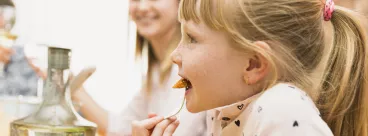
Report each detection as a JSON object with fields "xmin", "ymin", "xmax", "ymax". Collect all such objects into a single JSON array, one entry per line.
[{"xmin": 243, "ymin": 41, "xmax": 270, "ymax": 85}]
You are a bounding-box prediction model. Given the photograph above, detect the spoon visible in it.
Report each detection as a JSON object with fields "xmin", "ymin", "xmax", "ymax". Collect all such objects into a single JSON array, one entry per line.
[{"xmin": 165, "ymin": 97, "xmax": 185, "ymax": 119}]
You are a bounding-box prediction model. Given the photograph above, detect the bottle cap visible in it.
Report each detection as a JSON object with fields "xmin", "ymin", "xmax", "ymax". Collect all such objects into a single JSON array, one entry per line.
[{"xmin": 48, "ymin": 47, "xmax": 71, "ymax": 69}]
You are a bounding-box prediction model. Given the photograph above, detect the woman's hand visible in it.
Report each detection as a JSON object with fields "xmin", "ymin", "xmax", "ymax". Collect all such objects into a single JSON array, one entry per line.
[
  {"xmin": 66, "ymin": 67, "xmax": 96, "ymax": 111},
  {"xmin": 132, "ymin": 115, "xmax": 180, "ymax": 136},
  {"xmin": 69, "ymin": 67, "xmax": 96, "ymax": 94}
]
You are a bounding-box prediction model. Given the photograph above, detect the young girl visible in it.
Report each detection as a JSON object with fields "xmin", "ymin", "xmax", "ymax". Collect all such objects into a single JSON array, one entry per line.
[{"xmin": 132, "ymin": 0, "xmax": 368, "ymax": 136}]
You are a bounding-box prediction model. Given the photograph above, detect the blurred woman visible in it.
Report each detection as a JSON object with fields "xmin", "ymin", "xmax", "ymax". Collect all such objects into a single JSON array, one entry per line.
[{"xmin": 71, "ymin": 0, "xmax": 207, "ymax": 135}]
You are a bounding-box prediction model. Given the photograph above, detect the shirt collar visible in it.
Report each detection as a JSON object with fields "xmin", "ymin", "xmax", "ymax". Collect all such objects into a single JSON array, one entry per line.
[
  {"xmin": 214, "ymin": 92, "xmax": 262, "ymax": 121},
  {"xmin": 213, "ymin": 83, "xmax": 294, "ymax": 121}
]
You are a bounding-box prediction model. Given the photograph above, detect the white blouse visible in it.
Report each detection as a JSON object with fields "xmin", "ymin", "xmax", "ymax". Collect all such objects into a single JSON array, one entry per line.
[
  {"xmin": 206, "ymin": 83, "xmax": 334, "ymax": 136},
  {"xmin": 107, "ymin": 65, "xmax": 207, "ymax": 136}
]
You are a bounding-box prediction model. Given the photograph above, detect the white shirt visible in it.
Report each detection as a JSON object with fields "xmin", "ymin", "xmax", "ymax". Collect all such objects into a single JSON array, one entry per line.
[
  {"xmin": 206, "ymin": 83, "xmax": 333, "ymax": 136},
  {"xmin": 107, "ymin": 65, "xmax": 207, "ymax": 136}
]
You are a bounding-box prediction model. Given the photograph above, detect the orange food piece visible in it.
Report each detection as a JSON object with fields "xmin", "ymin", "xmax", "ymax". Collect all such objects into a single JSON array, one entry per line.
[{"xmin": 173, "ymin": 78, "xmax": 187, "ymax": 88}]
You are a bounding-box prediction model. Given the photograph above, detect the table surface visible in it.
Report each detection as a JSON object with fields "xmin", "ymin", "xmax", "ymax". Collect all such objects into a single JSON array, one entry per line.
[
  {"xmin": 0, "ymin": 104, "xmax": 104, "ymax": 136},
  {"xmin": 0, "ymin": 107, "xmax": 15, "ymax": 136}
]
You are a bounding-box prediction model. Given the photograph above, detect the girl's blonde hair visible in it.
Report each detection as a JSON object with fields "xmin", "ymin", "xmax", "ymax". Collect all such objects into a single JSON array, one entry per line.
[{"xmin": 179, "ymin": 0, "xmax": 368, "ymax": 135}]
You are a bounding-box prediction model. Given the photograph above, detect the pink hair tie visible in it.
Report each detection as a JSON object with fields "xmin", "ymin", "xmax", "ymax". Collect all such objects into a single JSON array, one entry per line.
[{"xmin": 323, "ymin": 0, "xmax": 335, "ymax": 21}]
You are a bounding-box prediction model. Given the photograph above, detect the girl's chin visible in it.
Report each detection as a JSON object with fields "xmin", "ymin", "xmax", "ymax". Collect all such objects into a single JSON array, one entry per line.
[{"xmin": 185, "ymin": 99, "xmax": 206, "ymax": 113}]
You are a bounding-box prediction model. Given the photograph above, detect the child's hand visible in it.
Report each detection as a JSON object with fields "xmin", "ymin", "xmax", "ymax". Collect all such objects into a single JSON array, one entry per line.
[
  {"xmin": 132, "ymin": 115, "xmax": 180, "ymax": 136},
  {"xmin": 0, "ymin": 45, "xmax": 13, "ymax": 64},
  {"xmin": 26, "ymin": 58, "xmax": 46, "ymax": 79}
]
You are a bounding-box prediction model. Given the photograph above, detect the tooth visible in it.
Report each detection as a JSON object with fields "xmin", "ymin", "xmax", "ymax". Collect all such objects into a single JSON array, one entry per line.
[{"xmin": 173, "ymin": 78, "xmax": 187, "ymax": 89}]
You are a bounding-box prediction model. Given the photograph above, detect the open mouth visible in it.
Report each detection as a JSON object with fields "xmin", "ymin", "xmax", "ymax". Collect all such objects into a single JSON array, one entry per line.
[{"xmin": 173, "ymin": 78, "xmax": 192, "ymax": 91}]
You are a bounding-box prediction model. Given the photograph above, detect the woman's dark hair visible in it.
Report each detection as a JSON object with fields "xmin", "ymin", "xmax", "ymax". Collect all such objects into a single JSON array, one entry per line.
[{"xmin": 0, "ymin": 0, "xmax": 14, "ymax": 7}]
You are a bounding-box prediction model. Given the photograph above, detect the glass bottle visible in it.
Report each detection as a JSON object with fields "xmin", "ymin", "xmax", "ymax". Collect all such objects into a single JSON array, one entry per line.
[{"xmin": 10, "ymin": 47, "xmax": 97, "ymax": 136}]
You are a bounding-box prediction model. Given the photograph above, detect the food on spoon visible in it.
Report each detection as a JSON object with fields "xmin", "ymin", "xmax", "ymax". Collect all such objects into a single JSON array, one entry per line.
[{"xmin": 173, "ymin": 78, "xmax": 187, "ymax": 88}]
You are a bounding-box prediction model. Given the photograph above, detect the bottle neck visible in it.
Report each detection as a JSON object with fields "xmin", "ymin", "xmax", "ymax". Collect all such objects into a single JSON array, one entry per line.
[{"xmin": 42, "ymin": 68, "xmax": 69, "ymax": 104}]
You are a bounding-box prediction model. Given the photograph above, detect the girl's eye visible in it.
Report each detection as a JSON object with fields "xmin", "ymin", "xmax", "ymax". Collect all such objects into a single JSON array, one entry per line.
[{"xmin": 187, "ymin": 34, "xmax": 197, "ymax": 44}]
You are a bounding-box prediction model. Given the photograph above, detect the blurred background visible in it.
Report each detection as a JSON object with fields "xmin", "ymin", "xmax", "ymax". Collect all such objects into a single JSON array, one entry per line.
[
  {"xmin": 0, "ymin": 0, "xmax": 141, "ymax": 134},
  {"xmin": 8, "ymin": 0, "xmax": 140, "ymax": 111}
]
